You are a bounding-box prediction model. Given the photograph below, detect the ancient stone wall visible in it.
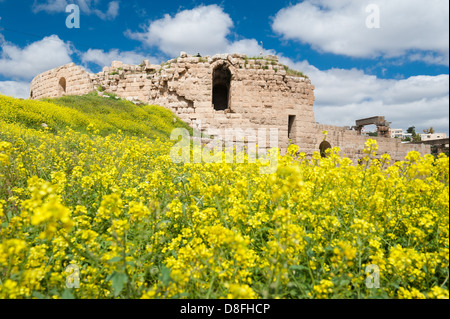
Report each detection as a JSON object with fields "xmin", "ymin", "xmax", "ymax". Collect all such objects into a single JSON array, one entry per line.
[
  {"xmin": 39, "ymin": 54, "xmax": 315, "ymax": 151},
  {"xmin": 29, "ymin": 53, "xmax": 430, "ymax": 161},
  {"xmin": 30, "ymin": 63, "xmax": 94, "ymax": 100},
  {"xmin": 309, "ymin": 123, "xmax": 430, "ymax": 162}
]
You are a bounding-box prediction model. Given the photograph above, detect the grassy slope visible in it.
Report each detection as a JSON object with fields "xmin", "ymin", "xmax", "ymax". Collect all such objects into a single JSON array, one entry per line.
[{"xmin": 0, "ymin": 92, "xmax": 192, "ymax": 140}]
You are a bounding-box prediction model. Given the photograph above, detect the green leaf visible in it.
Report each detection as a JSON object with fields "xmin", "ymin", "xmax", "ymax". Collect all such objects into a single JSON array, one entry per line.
[
  {"xmin": 111, "ymin": 272, "xmax": 128, "ymax": 298},
  {"xmin": 422, "ymin": 265, "xmax": 428, "ymax": 274},
  {"xmin": 32, "ymin": 291, "xmax": 47, "ymax": 299},
  {"xmin": 107, "ymin": 256, "xmax": 122, "ymax": 263},
  {"xmin": 289, "ymin": 265, "xmax": 308, "ymax": 271},
  {"xmin": 62, "ymin": 289, "xmax": 75, "ymax": 299},
  {"xmin": 160, "ymin": 266, "xmax": 171, "ymax": 286},
  {"xmin": 192, "ymin": 196, "xmax": 204, "ymax": 207},
  {"xmin": 182, "ymin": 203, "xmax": 186, "ymax": 218}
]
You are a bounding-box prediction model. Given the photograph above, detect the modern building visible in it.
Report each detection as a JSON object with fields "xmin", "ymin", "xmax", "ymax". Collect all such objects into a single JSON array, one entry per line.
[
  {"xmin": 390, "ymin": 128, "xmax": 404, "ymax": 139},
  {"xmin": 420, "ymin": 133, "xmax": 447, "ymax": 141}
]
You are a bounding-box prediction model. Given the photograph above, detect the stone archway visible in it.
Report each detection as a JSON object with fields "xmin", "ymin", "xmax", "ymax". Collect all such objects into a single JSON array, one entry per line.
[
  {"xmin": 212, "ymin": 63, "xmax": 232, "ymax": 111},
  {"xmin": 319, "ymin": 141, "xmax": 332, "ymax": 158},
  {"xmin": 354, "ymin": 116, "xmax": 391, "ymax": 138},
  {"xmin": 59, "ymin": 77, "xmax": 67, "ymax": 94}
]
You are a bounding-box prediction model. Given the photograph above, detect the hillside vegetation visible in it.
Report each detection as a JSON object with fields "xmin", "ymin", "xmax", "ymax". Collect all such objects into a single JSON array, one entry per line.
[
  {"xmin": 0, "ymin": 93, "xmax": 191, "ymax": 139},
  {"xmin": 0, "ymin": 93, "xmax": 448, "ymax": 300}
]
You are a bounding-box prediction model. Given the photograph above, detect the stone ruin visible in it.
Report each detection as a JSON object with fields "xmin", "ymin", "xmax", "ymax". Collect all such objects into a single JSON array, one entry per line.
[{"xmin": 29, "ymin": 52, "xmax": 430, "ymax": 161}]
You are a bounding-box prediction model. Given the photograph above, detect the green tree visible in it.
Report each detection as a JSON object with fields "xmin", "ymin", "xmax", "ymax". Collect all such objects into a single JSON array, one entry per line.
[
  {"xmin": 406, "ymin": 126, "xmax": 422, "ymax": 142},
  {"xmin": 412, "ymin": 133, "xmax": 422, "ymax": 142},
  {"xmin": 407, "ymin": 126, "xmax": 416, "ymax": 134}
]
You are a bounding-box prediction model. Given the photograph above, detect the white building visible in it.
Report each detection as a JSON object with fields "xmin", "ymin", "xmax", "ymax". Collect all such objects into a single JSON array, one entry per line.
[
  {"xmin": 360, "ymin": 127, "xmax": 369, "ymax": 136},
  {"xmin": 390, "ymin": 128, "xmax": 403, "ymax": 139},
  {"xmin": 401, "ymin": 133, "xmax": 413, "ymax": 142},
  {"xmin": 420, "ymin": 133, "xmax": 447, "ymax": 141}
]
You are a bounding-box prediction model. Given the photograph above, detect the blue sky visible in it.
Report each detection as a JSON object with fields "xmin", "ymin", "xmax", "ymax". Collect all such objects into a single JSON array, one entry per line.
[{"xmin": 0, "ymin": 0, "xmax": 449, "ymax": 134}]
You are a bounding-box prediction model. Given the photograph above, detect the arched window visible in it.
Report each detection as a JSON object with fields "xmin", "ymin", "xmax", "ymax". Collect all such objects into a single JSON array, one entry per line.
[
  {"xmin": 212, "ymin": 64, "xmax": 231, "ymax": 111},
  {"xmin": 59, "ymin": 77, "xmax": 67, "ymax": 93},
  {"xmin": 288, "ymin": 115, "xmax": 296, "ymax": 139},
  {"xmin": 319, "ymin": 141, "xmax": 332, "ymax": 158}
]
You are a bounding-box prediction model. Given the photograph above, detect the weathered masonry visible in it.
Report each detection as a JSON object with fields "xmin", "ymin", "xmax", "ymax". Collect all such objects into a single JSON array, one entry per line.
[{"xmin": 30, "ymin": 53, "xmax": 430, "ymax": 161}]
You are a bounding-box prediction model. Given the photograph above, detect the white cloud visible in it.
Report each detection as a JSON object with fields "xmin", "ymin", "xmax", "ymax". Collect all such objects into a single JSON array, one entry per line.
[
  {"xmin": 93, "ymin": 1, "xmax": 119, "ymax": 20},
  {"xmin": 408, "ymin": 52, "xmax": 449, "ymax": 66},
  {"xmin": 226, "ymin": 39, "xmax": 276, "ymax": 57},
  {"xmin": 273, "ymin": 0, "xmax": 449, "ymax": 65},
  {"xmin": 0, "ymin": 81, "xmax": 30, "ymax": 99},
  {"xmin": 128, "ymin": 5, "xmax": 233, "ymax": 57},
  {"xmin": 81, "ymin": 48, "xmax": 155, "ymax": 67},
  {"xmin": 33, "ymin": 0, "xmax": 119, "ymax": 20},
  {"xmin": 33, "ymin": 0, "xmax": 67, "ymax": 12},
  {"xmin": 0, "ymin": 35, "xmax": 72, "ymax": 79},
  {"xmin": 127, "ymin": 5, "xmax": 269, "ymax": 58},
  {"xmin": 279, "ymin": 57, "xmax": 449, "ymax": 134}
]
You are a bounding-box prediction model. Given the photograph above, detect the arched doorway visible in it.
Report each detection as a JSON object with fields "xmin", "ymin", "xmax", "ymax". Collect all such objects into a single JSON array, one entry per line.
[
  {"xmin": 59, "ymin": 77, "xmax": 67, "ymax": 94},
  {"xmin": 319, "ymin": 141, "xmax": 332, "ymax": 158},
  {"xmin": 212, "ymin": 64, "xmax": 231, "ymax": 111}
]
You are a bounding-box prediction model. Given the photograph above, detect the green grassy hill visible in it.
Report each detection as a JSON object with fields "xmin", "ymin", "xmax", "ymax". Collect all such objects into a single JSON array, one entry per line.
[{"xmin": 0, "ymin": 92, "xmax": 192, "ymax": 139}]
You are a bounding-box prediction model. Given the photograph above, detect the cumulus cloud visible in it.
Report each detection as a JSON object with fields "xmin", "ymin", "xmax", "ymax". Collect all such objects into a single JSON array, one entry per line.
[
  {"xmin": 279, "ymin": 57, "xmax": 449, "ymax": 134},
  {"xmin": 127, "ymin": 5, "xmax": 268, "ymax": 58},
  {"xmin": 93, "ymin": 1, "xmax": 119, "ymax": 21},
  {"xmin": 33, "ymin": 0, "xmax": 119, "ymax": 20},
  {"xmin": 127, "ymin": 5, "xmax": 232, "ymax": 56},
  {"xmin": 0, "ymin": 81, "xmax": 30, "ymax": 99},
  {"xmin": 273, "ymin": 0, "xmax": 449, "ymax": 65},
  {"xmin": 0, "ymin": 35, "xmax": 72, "ymax": 79},
  {"xmin": 226, "ymin": 39, "xmax": 276, "ymax": 57},
  {"xmin": 33, "ymin": 0, "xmax": 67, "ymax": 12},
  {"xmin": 81, "ymin": 48, "xmax": 155, "ymax": 67}
]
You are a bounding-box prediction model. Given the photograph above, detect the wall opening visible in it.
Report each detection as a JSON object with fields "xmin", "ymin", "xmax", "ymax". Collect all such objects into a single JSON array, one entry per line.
[
  {"xmin": 319, "ymin": 141, "xmax": 332, "ymax": 158},
  {"xmin": 354, "ymin": 116, "xmax": 390, "ymax": 138},
  {"xmin": 59, "ymin": 77, "xmax": 67, "ymax": 93},
  {"xmin": 288, "ymin": 115, "xmax": 296, "ymax": 139},
  {"xmin": 361, "ymin": 124, "xmax": 377, "ymax": 137},
  {"xmin": 212, "ymin": 64, "xmax": 231, "ymax": 111}
]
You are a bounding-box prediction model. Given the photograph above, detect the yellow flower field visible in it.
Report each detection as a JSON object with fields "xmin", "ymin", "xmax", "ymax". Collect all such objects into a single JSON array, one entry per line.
[{"xmin": 0, "ymin": 94, "xmax": 448, "ymax": 299}]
